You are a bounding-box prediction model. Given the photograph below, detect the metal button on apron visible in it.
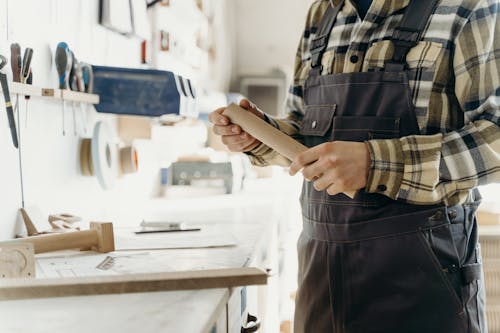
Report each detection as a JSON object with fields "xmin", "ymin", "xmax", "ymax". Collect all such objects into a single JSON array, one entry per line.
[{"xmin": 311, "ymin": 120, "xmax": 317, "ymax": 128}]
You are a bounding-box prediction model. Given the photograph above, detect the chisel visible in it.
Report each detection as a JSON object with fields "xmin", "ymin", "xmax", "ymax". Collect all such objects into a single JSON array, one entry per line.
[{"xmin": 10, "ymin": 43, "xmax": 21, "ymax": 83}]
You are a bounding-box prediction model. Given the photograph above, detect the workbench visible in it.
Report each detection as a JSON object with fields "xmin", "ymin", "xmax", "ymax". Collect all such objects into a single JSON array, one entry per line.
[
  {"xmin": 0, "ymin": 222, "xmax": 272, "ymax": 333},
  {"xmin": 0, "ymin": 177, "xmax": 302, "ymax": 333}
]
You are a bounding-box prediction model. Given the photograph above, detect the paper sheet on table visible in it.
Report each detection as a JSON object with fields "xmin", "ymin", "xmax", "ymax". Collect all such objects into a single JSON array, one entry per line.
[
  {"xmin": 35, "ymin": 252, "xmax": 175, "ymax": 279},
  {"xmin": 114, "ymin": 227, "xmax": 238, "ymax": 251}
]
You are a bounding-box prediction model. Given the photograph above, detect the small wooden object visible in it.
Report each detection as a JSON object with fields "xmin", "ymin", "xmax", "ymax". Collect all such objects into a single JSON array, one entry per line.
[
  {"xmin": 4, "ymin": 222, "xmax": 114, "ymax": 254},
  {"xmin": 80, "ymin": 138, "xmax": 94, "ymax": 176},
  {"xmin": 223, "ymin": 104, "xmax": 356, "ymax": 198},
  {"xmin": 19, "ymin": 208, "xmax": 39, "ymax": 236},
  {"xmin": 119, "ymin": 146, "xmax": 139, "ymax": 174},
  {"xmin": 0, "ymin": 244, "xmax": 35, "ymax": 279}
]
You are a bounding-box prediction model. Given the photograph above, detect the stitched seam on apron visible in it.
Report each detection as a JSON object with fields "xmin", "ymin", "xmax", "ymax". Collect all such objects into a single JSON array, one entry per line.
[
  {"xmin": 326, "ymin": 243, "xmax": 336, "ymax": 331},
  {"xmin": 301, "ymin": 226, "xmax": 451, "ymax": 244},
  {"xmin": 416, "ymin": 232, "xmax": 465, "ymax": 313}
]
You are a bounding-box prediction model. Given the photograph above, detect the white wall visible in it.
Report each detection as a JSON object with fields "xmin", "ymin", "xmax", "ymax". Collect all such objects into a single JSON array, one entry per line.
[
  {"xmin": 0, "ymin": 0, "xmax": 230, "ymax": 239},
  {"xmin": 232, "ymin": 0, "xmax": 313, "ymax": 85}
]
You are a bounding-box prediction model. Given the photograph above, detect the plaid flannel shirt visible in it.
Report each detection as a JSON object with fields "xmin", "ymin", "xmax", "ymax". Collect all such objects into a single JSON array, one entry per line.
[{"xmin": 247, "ymin": 0, "xmax": 500, "ymax": 206}]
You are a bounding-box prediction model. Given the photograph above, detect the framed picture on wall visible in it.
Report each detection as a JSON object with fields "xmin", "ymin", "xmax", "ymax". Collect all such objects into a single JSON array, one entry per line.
[{"xmin": 99, "ymin": 0, "xmax": 134, "ymax": 35}]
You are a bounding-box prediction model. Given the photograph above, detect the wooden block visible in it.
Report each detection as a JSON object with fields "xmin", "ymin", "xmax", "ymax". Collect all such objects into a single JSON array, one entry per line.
[
  {"xmin": 0, "ymin": 243, "xmax": 35, "ymax": 279},
  {"xmin": 90, "ymin": 222, "xmax": 115, "ymax": 253},
  {"xmin": 0, "ymin": 267, "xmax": 268, "ymax": 300},
  {"xmin": 223, "ymin": 104, "xmax": 356, "ymax": 198},
  {"xmin": 118, "ymin": 116, "xmax": 151, "ymax": 141},
  {"xmin": 478, "ymin": 211, "xmax": 500, "ymax": 225},
  {"xmin": 41, "ymin": 88, "xmax": 55, "ymax": 97}
]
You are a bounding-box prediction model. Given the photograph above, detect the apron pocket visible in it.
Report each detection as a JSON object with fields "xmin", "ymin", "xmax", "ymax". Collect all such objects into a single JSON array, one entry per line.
[
  {"xmin": 331, "ymin": 116, "xmax": 400, "ymax": 142},
  {"xmin": 343, "ymin": 230, "xmax": 466, "ymax": 332},
  {"xmin": 300, "ymin": 104, "xmax": 336, "ymax": 147}
]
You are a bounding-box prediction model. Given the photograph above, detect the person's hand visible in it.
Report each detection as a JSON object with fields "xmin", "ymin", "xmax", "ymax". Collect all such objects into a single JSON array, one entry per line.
[
  {"xmin": 289, "ymin": 141, "xmax": 371, "ymax": 195},
  {"xmin": 208, "ymin": 99, "xmax": 263, "ymax": 152}
]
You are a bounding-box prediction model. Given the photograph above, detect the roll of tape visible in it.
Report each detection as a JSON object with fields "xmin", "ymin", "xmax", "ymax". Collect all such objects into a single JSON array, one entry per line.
[
  {"xmin": 91, "ymin": 121, "xmax": 118, "ymax": 190},
  {"xmin": 80, "ymin": 138, "xmax": 94, "ymax": 176},
  {"xmin": 120, "ymin": 145, "xmax": 139, "ymax": 174}
]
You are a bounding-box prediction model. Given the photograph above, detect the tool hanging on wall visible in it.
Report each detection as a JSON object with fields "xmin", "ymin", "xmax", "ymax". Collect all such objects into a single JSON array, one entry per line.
[
  {"xmin": 10, "ymin": 43, "xmax": 21, "ymax": 83},
  {"xmin": 0, "ymin": 55, "xmax": 19, "ymax": 148},
  {"xmin": 55, "ymin": 42, "xmax": 73, "ymax": 136},
  {"xmin": 69, "ymin": 51, "xmax": 84, "ymax": 135},
  {"xmin": 17, "ymin": 47, "xmax": 34, "ymax": 209},
  {"xmin": 79, "ymin": 63, "xmax": 94, "ymax": 133}
]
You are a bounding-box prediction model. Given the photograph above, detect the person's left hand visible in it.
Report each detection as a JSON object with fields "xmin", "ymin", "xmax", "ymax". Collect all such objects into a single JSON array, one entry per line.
[{"xmin": 289, "ymin": 141, "xmax": 371, "ymax": 196}]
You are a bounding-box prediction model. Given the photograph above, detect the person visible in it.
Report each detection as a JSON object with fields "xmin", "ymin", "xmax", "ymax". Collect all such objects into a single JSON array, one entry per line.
[{"xmin": 209, "ymin": 0, "xmax": 499, "ymax": 331}]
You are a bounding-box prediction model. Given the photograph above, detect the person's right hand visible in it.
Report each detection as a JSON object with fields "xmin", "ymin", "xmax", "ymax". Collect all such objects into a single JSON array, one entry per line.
[{"xmin": 208, "ymin": 99, "xmax": 263, "ymax": 153}]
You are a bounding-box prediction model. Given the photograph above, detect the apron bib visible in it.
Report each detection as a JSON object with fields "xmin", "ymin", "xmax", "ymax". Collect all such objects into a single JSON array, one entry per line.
[{"xmin": 294, "ymin": 1, "xmax": 487, "ymax": 332}]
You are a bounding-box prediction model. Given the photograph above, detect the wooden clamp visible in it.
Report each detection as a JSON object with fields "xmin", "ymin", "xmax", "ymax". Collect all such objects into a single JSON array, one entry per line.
[
  {"xmin": 5, "ymin": 222, "xmax": 115, "ymax": 254},
  {"xmin": 223, "ymin": 104, "xmax": 356, "ymax": 199}
]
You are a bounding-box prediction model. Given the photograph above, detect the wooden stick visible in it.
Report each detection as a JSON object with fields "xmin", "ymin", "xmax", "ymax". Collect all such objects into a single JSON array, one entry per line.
[
  {"xmin": 3, "ymin": 222, "xmax": 114, "ymax": 254},
  {"xmin": 223, "ymin": 104, "xmax": 356, "ymax": 199},
  {"xmin": 0, "ymin": 267, "xmax": 267, "ymax": 300}
]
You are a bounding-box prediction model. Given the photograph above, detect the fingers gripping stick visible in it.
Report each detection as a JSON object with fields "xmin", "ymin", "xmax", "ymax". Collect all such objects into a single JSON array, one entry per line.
[{"xmin": 222, "ymin": 103, "xmax": 356, "ymax": 199}]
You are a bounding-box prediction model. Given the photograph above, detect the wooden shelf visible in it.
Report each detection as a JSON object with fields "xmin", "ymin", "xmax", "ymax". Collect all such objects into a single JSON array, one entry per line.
[{"xmin": 6, "ymin": 82, "xmax": 100, "ymax": 105}]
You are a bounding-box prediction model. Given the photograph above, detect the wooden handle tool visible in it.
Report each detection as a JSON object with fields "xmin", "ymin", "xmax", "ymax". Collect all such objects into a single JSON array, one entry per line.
[
  {"xmin": 2, "ymin": 222, "xmax": 114, "ymax": 254},
  {"xmin": 223, "ymin": 103, "xmax": 356, "ymax": 199}
]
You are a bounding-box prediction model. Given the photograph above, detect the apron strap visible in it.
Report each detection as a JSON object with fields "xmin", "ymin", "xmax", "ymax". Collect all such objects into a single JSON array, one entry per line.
[
  {"xmin": 310, "ymin": 0, "xmax": 345, "ymax": 70},
  {"xmin": 386, "ymin": 0, "xmax": 440, "ymax": 72}
]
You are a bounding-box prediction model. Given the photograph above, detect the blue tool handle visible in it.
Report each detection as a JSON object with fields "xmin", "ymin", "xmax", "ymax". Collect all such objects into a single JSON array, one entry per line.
[
  {"xmin": 0, "ymin": 72, "xmax": 19, "ymax": 148},
  {"xmin": 55, "ymin": 42, "xmax": 72, "ymax": 89}
]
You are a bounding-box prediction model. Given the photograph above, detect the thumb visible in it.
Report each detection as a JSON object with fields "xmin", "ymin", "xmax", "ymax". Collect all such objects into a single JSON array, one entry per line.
[{"xmin": 239, "ymin": 99, "xmax": 264, "ymax": 119}]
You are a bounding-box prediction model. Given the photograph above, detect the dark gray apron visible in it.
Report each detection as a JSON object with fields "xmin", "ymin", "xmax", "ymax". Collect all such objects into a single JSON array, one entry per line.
[{"xmin": 294, "ymin": 1, "xmax": 488, "ymax": 332}]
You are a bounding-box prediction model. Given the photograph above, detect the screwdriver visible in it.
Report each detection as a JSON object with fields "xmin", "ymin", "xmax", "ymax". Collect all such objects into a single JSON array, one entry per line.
[{"xmin": 55, "ymin": 42, "xmax": 73, "ymax": 136}]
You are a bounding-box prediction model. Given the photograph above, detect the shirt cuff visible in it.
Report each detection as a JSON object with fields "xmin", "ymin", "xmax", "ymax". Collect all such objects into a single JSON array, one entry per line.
[
  {"xmin": 365, "ymin": 139, "xmax": 405, "ymax": 199},
  {"xmin": 244, "ymin": 142, "xmax": 292, "ymax": 167}
]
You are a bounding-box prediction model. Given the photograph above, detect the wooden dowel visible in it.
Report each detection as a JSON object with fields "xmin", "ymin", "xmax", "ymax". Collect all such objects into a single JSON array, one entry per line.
[
  {"xmin": 27, "ymin": 230, "xmax": 99, "ymax": 254},
  {"xmin": 1, "ymin": 222, "xmax": 114, "ymax": 254},
  {"xmin": 223, "ymin": 104, "xmax": 356, "ymax": 199}
]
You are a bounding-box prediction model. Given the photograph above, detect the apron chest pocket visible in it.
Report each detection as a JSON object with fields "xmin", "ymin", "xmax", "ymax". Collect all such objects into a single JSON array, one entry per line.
[
  {"xmin": 300, "ymin": 105, "xmax": 337, "ymax": 147},
  {"xmin": 332, "ymin": 116, "xmax": 400, "ymax": 142}
]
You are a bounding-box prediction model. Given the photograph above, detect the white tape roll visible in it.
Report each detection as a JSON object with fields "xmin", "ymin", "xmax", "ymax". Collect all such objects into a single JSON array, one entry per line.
[{"xmin": 91, "ymin": 121, "xmax": 118, "ymax": 190}]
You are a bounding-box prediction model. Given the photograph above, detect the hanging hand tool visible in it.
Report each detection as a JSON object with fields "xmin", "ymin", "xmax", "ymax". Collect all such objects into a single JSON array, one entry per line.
[
  {"xmin": 80, "ymin": 63, "xmax": 94, "ymax": 93},
  {"xmin": 80, "ymin": 62, "xmax": 94, "ymax": 133},
  {"xmin": 20, "ymin": 48, "xmax": 33, "ymax": 84},
  {"xmin": 21, "ymin": 48, "xmax": 34, "ymax": 125},
  {"xmin": 10, "ymin": 43, "xmax": 21, "ymax": 83},
  {"xmin": 24, "ymin": 69, "xmax": 33, "ymax": 128},
  {"xmin": 0, "ymin": 55, "xmax": 19, "ymax": 148},
  {"xmin": 55, "ymin": 42, "xmax": 73, "ymax": 136},
  {"xmin": 69, "ymin": 51, "xmax": 80, "ymax": 135}
]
